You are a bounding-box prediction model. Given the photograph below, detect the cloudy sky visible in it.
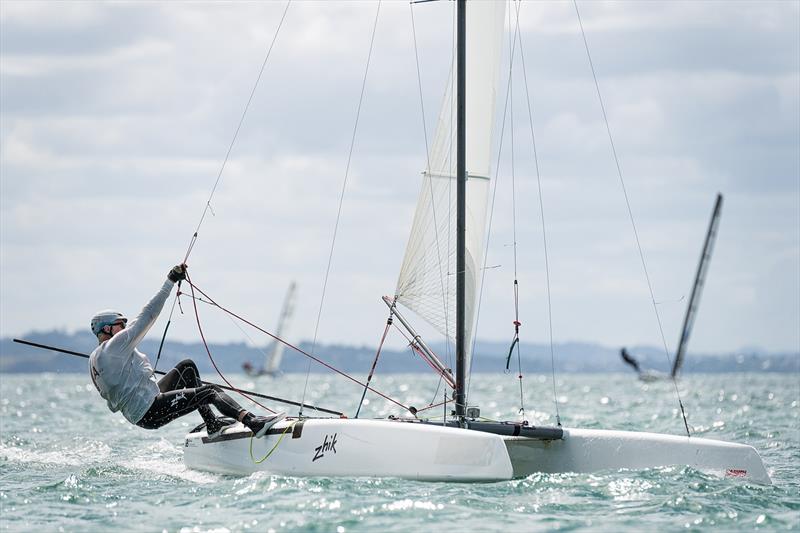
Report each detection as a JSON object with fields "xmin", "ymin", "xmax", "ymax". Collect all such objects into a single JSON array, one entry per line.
[{"xmin": 1, "ymin": 1, "xmax": 798, "ymax": 357}]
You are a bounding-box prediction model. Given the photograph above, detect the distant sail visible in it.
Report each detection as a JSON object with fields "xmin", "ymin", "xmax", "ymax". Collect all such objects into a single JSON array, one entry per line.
[
  {"xmin": 242, "ymin": 281, "xmax": 297, "ymax": 376},
  {"xmin": 265, "ymin": 281, "xmax": 297, "ymax": 375}
]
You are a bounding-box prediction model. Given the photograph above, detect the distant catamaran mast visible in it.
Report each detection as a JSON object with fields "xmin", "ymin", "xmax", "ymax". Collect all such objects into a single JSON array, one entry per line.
[
  {"xmin": 672, "ymin": 193, "xmax": 723, "ymax": 377},
  {"xmin": 620, "ymin": 193, "xmax": 724, "ymax": 380}
]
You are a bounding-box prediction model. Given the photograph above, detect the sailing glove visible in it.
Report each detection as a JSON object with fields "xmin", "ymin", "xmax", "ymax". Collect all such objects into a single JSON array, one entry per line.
[{"xmin": 168, "ymin": 264, "xmax": 187, "ymax": 283}]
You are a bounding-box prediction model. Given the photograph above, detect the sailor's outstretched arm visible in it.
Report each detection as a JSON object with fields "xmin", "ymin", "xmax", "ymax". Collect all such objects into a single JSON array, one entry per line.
[{"xmin": 105, "ymin": 277, "xmax": 176, "ymax": 355}]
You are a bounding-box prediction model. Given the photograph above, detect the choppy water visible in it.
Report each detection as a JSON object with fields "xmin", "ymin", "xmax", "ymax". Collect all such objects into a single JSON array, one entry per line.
[{"xmin": 1, "ymin": 372, "xmax": 798, "ymax": 531}]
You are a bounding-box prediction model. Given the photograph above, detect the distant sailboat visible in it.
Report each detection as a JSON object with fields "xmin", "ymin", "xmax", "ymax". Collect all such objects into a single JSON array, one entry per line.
[
  {"xmin": 242, "ymin": 282, "xmax": 297, "ymax": 377},
  {"xmin": 621, "ymin": 193, "xmax": 724, "ymax": 381}
]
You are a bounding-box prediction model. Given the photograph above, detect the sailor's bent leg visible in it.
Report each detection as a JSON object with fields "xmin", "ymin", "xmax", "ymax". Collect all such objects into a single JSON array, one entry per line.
[
  {"xmin": 202, "ymin": 385, "xmax": 247, "ymax": 420},
  {"xmin": 155, "ymin": 359, "xmax": 217, "ymax": 421},
  {"xmin": 136, "ymin": 385, "xmax": 229, "ymax": 430},
  {"xmin": 169, "ymin": 359, "xmax": 204, "ymax": 389},
  {"xmin": 157, "ymin": 367, "xmax": 181, "ymax": 393},
  {"xmin": 176, "ymin": 359, "xmax": 204, "ymax": 388},
  {"xmin": 157, "ymin": 359, "xmax": 201, "ymax": 392}
]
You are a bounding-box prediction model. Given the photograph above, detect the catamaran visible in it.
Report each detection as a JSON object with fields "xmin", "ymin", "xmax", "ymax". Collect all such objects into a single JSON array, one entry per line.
[
  {"xmin": 621, "ymin": 193, "xmax": 724, "ymax": 382},
  {"xmin": 183, "ymin": 1, "xmax": 771, "ymax": 484}
]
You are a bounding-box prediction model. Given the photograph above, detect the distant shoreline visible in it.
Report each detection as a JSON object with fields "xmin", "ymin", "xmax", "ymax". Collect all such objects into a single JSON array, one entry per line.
[{"xmin": 2, "ymin": 331, "xmax": 797, "ymax": 375}]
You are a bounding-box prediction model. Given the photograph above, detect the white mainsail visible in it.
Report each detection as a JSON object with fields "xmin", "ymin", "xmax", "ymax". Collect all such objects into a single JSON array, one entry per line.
[{"xmin": 395, "ymin": 0, "xmax": 505, "ymax": 374}]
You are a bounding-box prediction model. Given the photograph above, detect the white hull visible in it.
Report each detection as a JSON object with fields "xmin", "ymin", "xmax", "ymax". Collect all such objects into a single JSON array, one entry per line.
[
  {"xmin": 183, "ymin": 418, "xmax": 770, "ymax": 484},
  {"xmin": 505, "ymin": 428, "xmax": 770, "ymax": 484},
  {"xmin": 185, "ymin": 418, "xmax": 513, "ymax": 481},
  {"xmin": 638, "ymin": 370, "xmax": 669, "ymax": 382}
]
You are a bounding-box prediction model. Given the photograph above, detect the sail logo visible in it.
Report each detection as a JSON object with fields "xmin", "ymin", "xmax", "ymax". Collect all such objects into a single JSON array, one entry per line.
[{"xmin": 312, "ymin": 433, "xmax": 338, "ymax": 462}]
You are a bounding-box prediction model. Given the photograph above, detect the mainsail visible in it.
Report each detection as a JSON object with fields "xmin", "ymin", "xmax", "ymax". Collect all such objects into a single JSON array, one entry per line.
[{"xmin": 395, "ymin": 1, "xmax": 505, "ymax": 375}]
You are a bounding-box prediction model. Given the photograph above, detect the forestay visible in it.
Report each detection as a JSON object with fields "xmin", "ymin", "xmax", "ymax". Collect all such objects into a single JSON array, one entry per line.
[{"xmin": 395, "ymin": 1, "xmax": 505, "ymax": 374}]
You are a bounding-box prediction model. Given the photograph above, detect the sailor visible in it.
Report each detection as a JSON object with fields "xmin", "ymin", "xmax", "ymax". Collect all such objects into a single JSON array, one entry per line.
[{"xmin": 89, "ymin": 264, "xmax": 285, "ymax": 438}]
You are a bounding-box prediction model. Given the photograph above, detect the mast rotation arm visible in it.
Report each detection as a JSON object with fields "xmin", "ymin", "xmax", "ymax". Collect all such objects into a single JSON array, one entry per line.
[{"xmin": 382, "ymin": 296, "xmax": 456, "ymax": 388}]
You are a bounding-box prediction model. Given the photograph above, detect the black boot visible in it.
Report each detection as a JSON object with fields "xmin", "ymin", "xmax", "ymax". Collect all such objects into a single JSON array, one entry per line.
[
  {"xmin": 205, "ymin": 416, "xmax": 235, "ymax": 439},
  {"xmin": 242, "ymin": 412, "xmax": 287, "ymax": 438}
]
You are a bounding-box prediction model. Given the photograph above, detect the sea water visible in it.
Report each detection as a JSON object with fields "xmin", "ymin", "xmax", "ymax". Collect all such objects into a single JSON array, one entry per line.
[{"xmin": 1, "ymin": 372, "xmax": 798, "ymax": 531}]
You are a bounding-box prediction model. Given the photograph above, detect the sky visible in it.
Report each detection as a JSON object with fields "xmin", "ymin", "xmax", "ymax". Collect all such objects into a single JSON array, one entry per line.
[{"xmin": 1, "ymin": 1, "xmax": 798, "ymax": 356}]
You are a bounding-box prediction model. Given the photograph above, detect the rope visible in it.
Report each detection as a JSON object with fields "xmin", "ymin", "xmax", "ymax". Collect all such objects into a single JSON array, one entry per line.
[
  {"xmin": 468, "ymin": 0, "xmax": 518, "ymax": 399},
  {"xmin": 153, "ymin": 288, "xmax": 181, "ymax": 372},
  {"xmin": 573, "ymin": 0, "xmax": 689, "ymax": 436},
  {"xmin": 184, "ymin": 287, "xmax": 441, "ymax": 414},
  {"xmin": 185, "ymin": 272, "xmax": 276, "ymax": 413},
  {"xmin": 446, "ymin": 1, "xmax": 456, "ymax": 375},
  {"xmin": 183, "ymin": 0, "xmax": 292, "ymax": 264},
  {"xmin": 517, "ymin": 23, "xmax": 561, "ymax": 425},
  {"xmin": 177, "ymin": 290, "xmax": 280, "ymax": 369},
  {"xmin": 409, "ymin": 1, "xmax": 453, "ymax": 373},
  {"xmin": 414, "ymin": 398, "xmax": 449, "ymax": 414},
  {"xmin": 156, "ymin": 2, "xmax": 292, "ymax": 374},
  {"xmin": 249, "ymin": 420, "xmax": 297, "ymax": 464},
  {"xmin": 185, "ymin": 280, "xmax": 411, "ymax": 413},
  {"xmin": 354, "ymin": 312, "xmax": 394, "ymax": 418},
  {"xmin": 432, "ymin": 1, "xmax": 458, "ymax": 385},
  {"xmin": 298, "ymin": 0, "xmax": 382, "ymax": 418},
  {"xmin": 506, "ymin": 2, "xmax": 526, "ymax": 421}
]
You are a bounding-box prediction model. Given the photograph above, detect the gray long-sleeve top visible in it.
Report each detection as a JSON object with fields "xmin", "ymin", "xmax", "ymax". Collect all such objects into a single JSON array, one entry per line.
[{"xmin": 89, "ymin": 279, "xmax": 175, "ymax": 424}]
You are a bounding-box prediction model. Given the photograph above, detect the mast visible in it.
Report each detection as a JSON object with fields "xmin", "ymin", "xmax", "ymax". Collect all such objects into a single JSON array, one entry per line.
[
  {"xmin": 455, "ymin": 0, "xmax": 467, "ymax": 418},
  {"xmin": 395, "ymin": 0, "xmax": 503, "ymax": 412},
  {"xmin": 672, "ymin": 193, "xmax": 723, "ymax": 377}
]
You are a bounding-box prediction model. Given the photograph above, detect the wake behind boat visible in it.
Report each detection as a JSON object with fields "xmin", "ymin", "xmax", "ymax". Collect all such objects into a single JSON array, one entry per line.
[{"xmin": 182, "ymin": 0, "xmax": 770, "ymax": 485}]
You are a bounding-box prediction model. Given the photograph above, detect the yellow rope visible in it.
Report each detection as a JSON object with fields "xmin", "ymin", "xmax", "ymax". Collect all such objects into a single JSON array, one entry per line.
[{"xmin": 249, "ymin": 420, "xmax": 297, "ymax": 464}]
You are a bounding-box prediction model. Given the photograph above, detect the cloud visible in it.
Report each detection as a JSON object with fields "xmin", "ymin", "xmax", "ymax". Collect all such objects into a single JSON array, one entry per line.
[{"xmin": 1, "ymin": 1, "xmax": 797, "ymax": 354}]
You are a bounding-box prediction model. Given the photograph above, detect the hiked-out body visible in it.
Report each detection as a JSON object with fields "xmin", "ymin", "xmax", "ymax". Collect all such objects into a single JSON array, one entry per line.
[{"xmin": 88, "ymin": 265, "xmax": 284, "ymax": 437}]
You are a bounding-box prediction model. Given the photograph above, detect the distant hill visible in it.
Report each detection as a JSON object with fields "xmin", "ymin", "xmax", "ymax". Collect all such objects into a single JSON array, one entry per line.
[{"xmin": 1, "ymin": 330, "xmax": 797, "ymax": 375}]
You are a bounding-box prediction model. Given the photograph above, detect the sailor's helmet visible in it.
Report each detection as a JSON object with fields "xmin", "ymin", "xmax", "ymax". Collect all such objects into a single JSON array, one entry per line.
[{"xmin": 90, "ymin": 310, "xmax": 127, "ymax": 336}]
